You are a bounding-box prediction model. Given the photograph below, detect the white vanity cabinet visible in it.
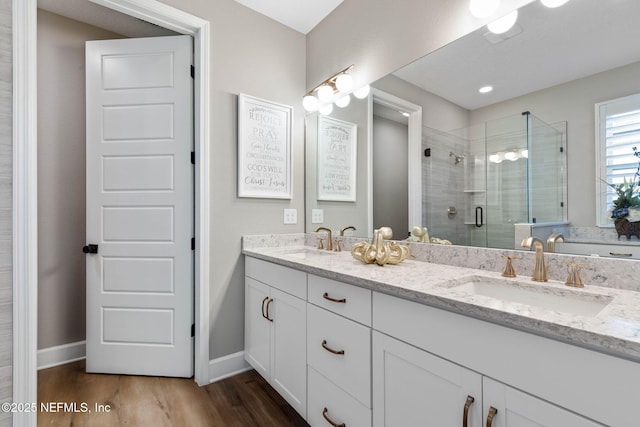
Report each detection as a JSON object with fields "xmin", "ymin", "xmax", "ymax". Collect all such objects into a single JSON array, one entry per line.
[
  {"xmin": 306, "ymin": 275, "xmax": 373, "ymax": 427},
  {"xmin": 244, "ymin": 257, "xmax": 307, "ymax": 418},
  {"xmin": 373, "ymin": 332, "xmax": 602, "ymax": 427},
  {"xmin": 372, "ymin": 291, "xmax": 637, "ymax": 426}
]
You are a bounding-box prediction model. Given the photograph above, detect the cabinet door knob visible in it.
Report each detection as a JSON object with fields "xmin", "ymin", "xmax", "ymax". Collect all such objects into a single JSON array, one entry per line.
[
  {"xmin": 261, "ymin": 297, "xmax": 269, "ymax": 320},
  {"xmin": 322, "ymin": 292, "xmax": 346, "ymax": 304},
  {"xmin": 486, "ymin": 406, "xmax": 498, "ymax": 427},
  {"xmin": 322, "ymin": 407, "xmax": 345, "ymax": 427},
  {"xmin": 462, "ymin": 395, "xmax": 475, "ymax": 427},
  {"xmin": 321, "ymin": 339, "xmax": 345, "ymax": 355}
]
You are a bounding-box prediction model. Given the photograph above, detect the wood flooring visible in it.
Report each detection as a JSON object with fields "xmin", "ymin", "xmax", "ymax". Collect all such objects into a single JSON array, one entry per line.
[{"xmin": 37, "ymin": 360, "xmax": 309, "ymax": 427}]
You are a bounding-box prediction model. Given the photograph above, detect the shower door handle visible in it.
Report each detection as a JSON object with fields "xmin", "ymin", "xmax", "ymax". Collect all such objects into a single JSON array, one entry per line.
[{"xmin": 475, "ymin": 207, "xmax": 483, "ymax": 227}]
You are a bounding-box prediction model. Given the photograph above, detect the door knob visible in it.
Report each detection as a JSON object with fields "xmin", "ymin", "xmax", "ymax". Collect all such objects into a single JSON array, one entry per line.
[{"xmin": 82, "ymin": 244, "xmax": 99, "ymax": 254}]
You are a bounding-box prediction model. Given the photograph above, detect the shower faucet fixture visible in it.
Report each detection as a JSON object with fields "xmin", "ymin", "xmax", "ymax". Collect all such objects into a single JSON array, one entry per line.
[{"xmin": 449, "ymin": 151, "xmax": 465, "ymax": 164}]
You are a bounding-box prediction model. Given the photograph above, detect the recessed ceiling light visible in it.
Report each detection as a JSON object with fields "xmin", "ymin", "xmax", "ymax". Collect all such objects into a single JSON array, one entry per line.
[
  {"xmin": 400, "ymin": 111, "xmax": 410, "ymax": 117},
  {"xmin": 479, "ymin": 86, "xmax": 493, "ymax": 94}
]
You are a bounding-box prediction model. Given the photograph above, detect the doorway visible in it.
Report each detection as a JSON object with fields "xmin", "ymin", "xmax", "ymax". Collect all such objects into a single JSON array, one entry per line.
[{"xmin": 13, "ymin": 1, "xmax": 211, "ymax": 424}]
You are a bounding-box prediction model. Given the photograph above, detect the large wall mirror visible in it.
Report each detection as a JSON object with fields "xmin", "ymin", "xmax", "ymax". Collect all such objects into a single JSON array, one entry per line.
[{"xmin": 305, "ymin": 0, "xmax": 640, "ymax": 255}]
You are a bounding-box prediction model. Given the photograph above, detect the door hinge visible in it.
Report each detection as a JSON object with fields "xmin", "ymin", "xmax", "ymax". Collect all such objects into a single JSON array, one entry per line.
[
  {"xmin": 191, "ymin": 237, "xmax": 195, "ymax": 250},
  {"xmin": 191, "ymin": 323, "xmax": 195, "ymax": 337},
  {"xmin": 191, "ymin": 151, "xmax": 195, "ymax": 164},
  {"xmin": 190, "ymin": 65, "xmax": 195, "ymax": 79}
]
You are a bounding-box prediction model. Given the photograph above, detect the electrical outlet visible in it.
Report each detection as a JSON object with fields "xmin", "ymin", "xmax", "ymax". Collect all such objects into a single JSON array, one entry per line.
[
  {"xmin": 311, "ymin": 209, "xmax": 324, "ymax": 223},
  {"xmin": 283, "ymin": 208, "xmax": 297, "ymax": 224}
]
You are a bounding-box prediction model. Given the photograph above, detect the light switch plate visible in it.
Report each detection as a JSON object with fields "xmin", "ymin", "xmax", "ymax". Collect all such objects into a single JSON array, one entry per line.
[
  {"xmin": 311, "ymin": 209, "xmax": 324, "ymax": 223},
  {"xmin": 283, "ymin": 208, "xmax": 297, "ymax": 224}
]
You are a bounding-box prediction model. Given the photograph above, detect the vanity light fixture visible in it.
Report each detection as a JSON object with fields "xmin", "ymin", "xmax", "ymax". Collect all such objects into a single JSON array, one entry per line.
[
  {"xmin": 303, "ymin": 64, "xmax": 370, "ymax": 114},
  {"xmin": 487, "ymin": 10, "xmax": 518, "ymax": 34},
  {"xmin": 541, "ymin": 0, "xmax": 570, "ymax": 8},
  {"xmin": 479, "ymin": 85, "xmax": 493, "ymax": 94},
  {"xmin": 469, "ymin": 0, "xmax": 500, "ymax": 19}
]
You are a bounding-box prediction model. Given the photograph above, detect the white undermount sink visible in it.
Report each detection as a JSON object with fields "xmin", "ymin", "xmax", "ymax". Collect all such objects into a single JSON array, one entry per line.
[
  {"xmin": 278, "ymin": 247, "xmax": 338, "ymax": 259},
  {"xmin": 452, "ymin": 277, "xmax": 612, "ymax": 317}
]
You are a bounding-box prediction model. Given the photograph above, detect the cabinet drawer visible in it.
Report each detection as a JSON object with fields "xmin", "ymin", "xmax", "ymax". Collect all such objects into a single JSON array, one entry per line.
[
  {"xmin": 308, "ymin": 304, "xmax": 371, "ymax": 407},
  {"xmin": 245, "ymin": 256, "xmax": 307, "ymax": 299},
  {"xmin": 308, "ymin": 366, "xmax": 372, "ymax": 427},
  {"xmin": 308, "ymin": 274, "xmax": 371, "ymax": 325}
]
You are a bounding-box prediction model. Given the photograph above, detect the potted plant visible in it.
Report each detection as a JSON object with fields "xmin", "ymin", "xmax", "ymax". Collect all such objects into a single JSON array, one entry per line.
[{"xmin": 608, "ymin": 147, "xmax": 640, "ymax": 239}]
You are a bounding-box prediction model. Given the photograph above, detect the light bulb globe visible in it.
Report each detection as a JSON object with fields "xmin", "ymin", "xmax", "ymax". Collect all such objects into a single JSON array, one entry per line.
[
  {"xmin": 319, "ymin": 103, "xmax": 334, "ymax": 115},
  {"xmin": 317, "ymin": 85, "xmax": 334, "ymax": 103},
  {"xmin": 335, "ymin": 74, "xmax": 354, "ymax": 93},
  {"xmin": 469, "ymin": 0, "xmax": 501, "ymax": 18},
  {"xmin": 335, "ymin": 94, "xmax": 351, "ymax": 108},
  {"xmin": 487, "ymin": 10, "xmax": 518, "ymax": 34},
  {"xmin": 353, "ymin": 85, "xmax": 370, "ymax": 99},
  {"xmin": 302, "ymin": 95, "xmax": 319, "ymax": 112},
  {"xmin": 540, "ymin": 0, "xmax": 569, "ymax": 8}
]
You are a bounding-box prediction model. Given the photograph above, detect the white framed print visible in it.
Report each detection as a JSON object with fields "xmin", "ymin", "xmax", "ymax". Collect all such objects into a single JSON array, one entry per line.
[
  {"xmin": 237, "ymin": 93, "xmax": 292, "ymax": 199},
  {"xmin": 317, "ymin": 116, "xmax": 357, "ymax": 201}
]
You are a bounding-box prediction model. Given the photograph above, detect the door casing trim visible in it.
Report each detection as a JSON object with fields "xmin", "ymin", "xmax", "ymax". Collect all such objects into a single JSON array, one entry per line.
[{"xmin": 12, "ymin": 1, "xmax": 211, "ymax": 425}]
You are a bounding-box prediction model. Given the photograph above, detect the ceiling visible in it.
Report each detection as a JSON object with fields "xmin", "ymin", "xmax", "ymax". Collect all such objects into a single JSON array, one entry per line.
[
  {"xmin": 38, "ymin": 0, "xmax": 177, "ymax": 37},
  {"xmin": 234, "ymin": 0, "xmax": 343, "ymax": 34},
  {"xmin": 393, "ymin": 0, "xmax": 640, "ymax": 110}
]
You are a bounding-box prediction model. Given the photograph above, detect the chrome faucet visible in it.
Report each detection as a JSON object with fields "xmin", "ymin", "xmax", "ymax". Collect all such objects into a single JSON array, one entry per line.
[
  {"xmin": 521, "ymin": 237, "xmax": 548, "ymax": 282},
  {"xmin": 546, "ymin": 232, "xmax": 565, "ymax": 253},
  {"xmin": 315, "ymin": 227, "xmax": 333, "ymax": 251},
  {"xmin": 340, "ymin": 226, "xmax": 356, "ymax": 236}
]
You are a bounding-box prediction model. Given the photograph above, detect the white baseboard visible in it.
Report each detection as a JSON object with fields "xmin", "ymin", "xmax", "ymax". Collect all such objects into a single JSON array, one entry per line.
[
  {"xmin": 208, "ymin": 351, "xmax": 251, "ymax": 383},
  {"xmin": 37, "ymin": 342, "xmax": 251, "ymax": 382},
  {"xmin": 38, "ymin": 341, "xmax": 86, "ymax": 370}
]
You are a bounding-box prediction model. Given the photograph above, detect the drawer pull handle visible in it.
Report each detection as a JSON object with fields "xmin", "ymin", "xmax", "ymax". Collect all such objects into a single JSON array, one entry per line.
[
  {"xmin": 322, "ymin": 407, "xmax": 345, "ymax": 427},
  {"xmin": 265, "ymin": 298, "xmax": 274, "ymax": 322},
  {"xmin": 323, "ymin": 292, "xmax": 346, "ymax": 303},
  {"xmin": 486, "ymin": 406, "xmax": 498, "ymax": 427},
  {"xmin": 462, "ymin": 395, "xmax": 474, "ymax": 427},
  {"xmin": 261, "ymin": 297, "xmax": 269, "ymax": 320},
  {"xmin": 610, "ymin": 252, "xmax": 632, "ymax": 257},
  {"xmin": 321, "ymin": 339, "xmax": 345, "ymax": 355}
]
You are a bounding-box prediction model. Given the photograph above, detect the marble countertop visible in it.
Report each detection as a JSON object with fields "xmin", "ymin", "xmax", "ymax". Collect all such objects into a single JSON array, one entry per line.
[{"xmin": 243, "ymin": 243, "xmax": 640, "ymax": 362}]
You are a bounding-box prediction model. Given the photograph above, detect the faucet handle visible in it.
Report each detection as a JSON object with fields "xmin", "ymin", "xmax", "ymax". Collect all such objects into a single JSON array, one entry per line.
[
  {"xmin": 334, "ymin": 239, "xmax": 342, "ymax": 252},
  {"xmin": 565, "ymin": 262, "xmax": 586, "ymax": 288},
  {"xmin": 501, "ymin": 255, "xmax": 520, "ymax": 277},
  {"xmin": 317, "ymin": 238, "xmax": 324, "ymax": 250}
]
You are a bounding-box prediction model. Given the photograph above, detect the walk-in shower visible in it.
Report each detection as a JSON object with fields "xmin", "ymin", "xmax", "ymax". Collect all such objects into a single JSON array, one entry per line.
[{"xmin": 423, "ymin": 112, "xmax": 567, "ymax": 249}]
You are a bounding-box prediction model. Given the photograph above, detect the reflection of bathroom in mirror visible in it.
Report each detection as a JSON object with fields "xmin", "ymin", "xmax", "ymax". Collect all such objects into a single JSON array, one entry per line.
[{"xmin": 305, "ymin": 0, "xmax": 640, "ymax": 256}]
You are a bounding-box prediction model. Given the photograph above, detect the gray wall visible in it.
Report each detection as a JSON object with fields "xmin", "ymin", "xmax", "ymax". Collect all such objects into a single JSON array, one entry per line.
[
  {"xmin": 37, "ymin": 10, "xmax": 124, "ymax": 350},
  {"xmin": 159, "ymin": 0, "xmax": 306, "ymax": 360},
  {"xmin": 470, "ymin": 60, "xmax": 640, "ymax": 227},
  {"xmin": 372, "ymin": 115, "xmax": 408, "ymax": 236},
  {"xmin": 0, "ymin": 0, "xmax": 11, "ymax": 424}
]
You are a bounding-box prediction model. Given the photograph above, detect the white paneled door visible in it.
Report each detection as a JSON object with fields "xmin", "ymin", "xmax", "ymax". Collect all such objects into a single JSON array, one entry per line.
[{"xmin": 85, "ymin": 35, "xmax": 194, "ymax": 377}]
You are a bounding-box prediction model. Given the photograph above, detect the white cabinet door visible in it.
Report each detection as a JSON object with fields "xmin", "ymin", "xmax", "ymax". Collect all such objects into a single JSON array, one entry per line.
[
  {"xmin": 244, "ymin": 277, "xmax": 271, "ymax": 378},
  {"xmin": 372, "ymin": 331, "xmax": 482, "ymax": 427},
  {"xmin": 271, "ymin": 287, "xmax": 307, "ymax": 418},
  {"xmin": 482, "ymin": 378, "xmax": 604, "ymax": 427}
]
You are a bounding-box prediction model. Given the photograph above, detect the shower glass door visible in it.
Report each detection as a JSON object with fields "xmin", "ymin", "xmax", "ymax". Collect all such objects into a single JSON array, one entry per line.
[{"xmin": 485, "ymin": 114, "xmax": 530, "ymax": 249}]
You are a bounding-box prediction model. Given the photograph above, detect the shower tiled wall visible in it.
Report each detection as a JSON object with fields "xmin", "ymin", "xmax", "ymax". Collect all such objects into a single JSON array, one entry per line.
[{"xmin": 0, "ymin": 0, "xmax": 12, "ymax": 425}]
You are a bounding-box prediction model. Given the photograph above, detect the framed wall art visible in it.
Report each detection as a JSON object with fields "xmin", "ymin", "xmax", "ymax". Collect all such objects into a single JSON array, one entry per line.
[
  {"xmin": 237, "ymin": 93, "xmax": 292, "ymax": 199},
  {"xmin": 317, "ymin": 115, "xmax": 357, "ymax": 201}
]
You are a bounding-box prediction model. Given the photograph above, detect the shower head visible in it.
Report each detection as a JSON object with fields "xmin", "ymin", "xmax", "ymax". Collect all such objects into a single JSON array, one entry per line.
[{"xmin": 449, "ymin": 151, "xmax": 465, "ymax": 165}]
